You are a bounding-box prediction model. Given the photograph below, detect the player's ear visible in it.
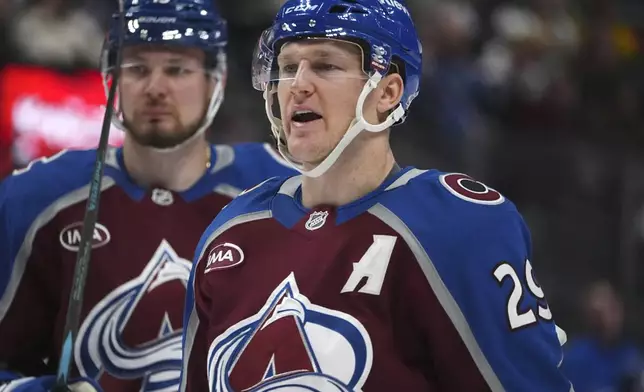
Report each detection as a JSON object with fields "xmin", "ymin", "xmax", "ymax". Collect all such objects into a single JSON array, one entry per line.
[{"xmin": 376, "ymin": 73, "xmax": 404, "ymax": 115}]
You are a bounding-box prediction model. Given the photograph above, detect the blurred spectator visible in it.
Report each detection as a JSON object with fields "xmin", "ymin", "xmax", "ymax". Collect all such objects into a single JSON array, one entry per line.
[
  {"xmin": 562, "ymin": 281, "xmax": 644, "ymax": 392},
  {"xmin": 399, "ymin": 1, "xmax": 489, "ymax": 176},
  {"xmin": 473, "ymin": 0, "xmax": 580, "ymax": 215},
  {"xmin": 8, "ymin": 0, "xmax": 103, "ymax": 69},
  {"xmin": 0, "ymin": 0, "xmax": 11, "ymax": 64}
]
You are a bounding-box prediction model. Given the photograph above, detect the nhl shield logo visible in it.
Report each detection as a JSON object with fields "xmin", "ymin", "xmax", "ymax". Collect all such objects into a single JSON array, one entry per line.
[
  {"xmin": 305, "ymin": 211, "xmax": 329, "ymax": 231},
  {"xmin": 151, "ymin": 188, "xmax": 174, "ymax": 206}
]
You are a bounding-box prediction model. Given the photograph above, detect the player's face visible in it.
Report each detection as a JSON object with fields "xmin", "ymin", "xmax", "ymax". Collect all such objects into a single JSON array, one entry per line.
[
  {"xmin": 119, "ymin": 46, "xmax": 213, "ymax": 149},
  {"xmin": 276, "ymin": 40, "xmax": 380, "ymax": 166}
]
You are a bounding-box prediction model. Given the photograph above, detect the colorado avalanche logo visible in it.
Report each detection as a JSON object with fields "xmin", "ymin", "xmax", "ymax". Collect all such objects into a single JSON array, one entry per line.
[
  {"xmin": 75, "ymin": 240, "xmax": 192, "ymax": 391},
  {"xmin": 208, "ymin": 273, "xmax": 373, "ymax": 391}
]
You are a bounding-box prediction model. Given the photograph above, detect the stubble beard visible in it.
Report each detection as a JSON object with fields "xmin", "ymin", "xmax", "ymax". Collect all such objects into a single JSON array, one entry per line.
[{"xmin": 123, "ymin": 114, "xmax": 204, "ymax": 150}]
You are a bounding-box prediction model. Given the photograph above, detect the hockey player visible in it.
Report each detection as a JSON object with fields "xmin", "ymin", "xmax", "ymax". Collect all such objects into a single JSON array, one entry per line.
[
  {"xmin": 180, "ymin": 0, "xmax": 574, "ymax": 391},
  {"xmin": 0, "ymin": 0, "xmax": 295, "ymax": 391}
]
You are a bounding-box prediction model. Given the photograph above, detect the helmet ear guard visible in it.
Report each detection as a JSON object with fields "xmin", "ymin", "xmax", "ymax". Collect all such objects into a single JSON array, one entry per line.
[{"xmin": 253, "ymin": 0, "xmax": 422, "ymax": 177}]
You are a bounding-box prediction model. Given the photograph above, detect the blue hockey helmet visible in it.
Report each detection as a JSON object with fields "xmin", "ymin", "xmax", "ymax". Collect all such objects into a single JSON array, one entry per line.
[
  {"xmin": 104, "ymin": 0, "xmax": 227, "ymax": 69},
  {"xmin": 102, "ymin": 0, "xmax": 228, "ymax": 149},
  {"xmin": 252, "ymin": 0, "xmax": 422, "ymax": 177}
]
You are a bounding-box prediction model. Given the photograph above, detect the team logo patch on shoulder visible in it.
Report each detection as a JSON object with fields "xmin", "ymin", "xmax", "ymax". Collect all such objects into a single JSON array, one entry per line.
[
  {"xmin": 439, "ymin": 173, "xmax": 505, "ymax": 205},
  {"xmin": 305, "ymin": 211, "xmax": 329, "ymax": 231},
  {"xmin": 205, "ymin": 243, "xmax": 245, "ymax": 273},
  {"xmin": 60, "ymin": 222, "xmax": 111, "ymax": 251}
]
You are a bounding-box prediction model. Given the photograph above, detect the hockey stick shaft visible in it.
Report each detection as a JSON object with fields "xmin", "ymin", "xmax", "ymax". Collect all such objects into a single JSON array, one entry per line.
[{"xmin": 52, "ymin": 1, "xmax": 125, "ymax": 390}]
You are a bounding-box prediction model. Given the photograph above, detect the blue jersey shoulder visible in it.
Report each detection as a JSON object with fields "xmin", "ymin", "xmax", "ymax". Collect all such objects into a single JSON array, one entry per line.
[
  {"xmin": 385, "ymin": 169, "xmax": 517, "ymax": 218},
  {"xmin": 1, "ymin": 149, "xmax": 98, "ymax": 241},
  {"xmin": 217, "ymin": 174, "xmax": 283, "ymax": 227},
  {"xmin": 0, "ymin": 149, "xmax": 99, "ymax": 301},
  {"xmin": 3, "ymin": 149, "xmax": 97, "ymax": 206},
  {"xmin": 379, "ymin": 169, "xmax": 526, "ymax": 261},
  {"xmin": 193, "ymin": 175, "xmax": 286, "ymax": 263},
  {"xmin": 377, "ymin": 169, "xmax": 571, "ymax": 390},
  {"xmin": 381, "ymin": 169, "xmax": 525, "ymax": 256},
  {"xmin": 232, "ymin": 142, "xmax": 297, "ymax": 186},
  {"xmin": 213, "ymin": 143, "xmax": 295, "ymax": 194}
]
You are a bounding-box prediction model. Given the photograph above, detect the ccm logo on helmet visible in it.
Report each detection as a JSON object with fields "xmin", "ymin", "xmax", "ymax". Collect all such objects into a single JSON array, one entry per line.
[
  {"xmin": 284, "ymin": 3, "xmax": 319, "ymax": 14},
  {"xmin": 378, "ymin": 0, "xmax": 411, "ymax": 17},
  {"xmin": 205, "ymin": 242, "xmax": 245, "ymax": 273},
  {"xmin": 439, "ymin": 173, "xmax": 505, "ymax": 205}
]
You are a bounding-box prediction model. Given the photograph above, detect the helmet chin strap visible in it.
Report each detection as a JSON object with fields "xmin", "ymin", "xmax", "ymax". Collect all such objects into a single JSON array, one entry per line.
[
  {"xmin": 265, "ymin": 72, "xmax": 405, "ymax": 178},
  {"xmin": 102, "ymin": 60, "xmax": 226, "ymax": 154}
]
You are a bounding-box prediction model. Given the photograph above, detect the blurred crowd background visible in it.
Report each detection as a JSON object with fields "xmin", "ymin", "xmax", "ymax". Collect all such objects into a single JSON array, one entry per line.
[{"xmin": 2, "ymin": 0, "xmax": 644, "ymax": 389}]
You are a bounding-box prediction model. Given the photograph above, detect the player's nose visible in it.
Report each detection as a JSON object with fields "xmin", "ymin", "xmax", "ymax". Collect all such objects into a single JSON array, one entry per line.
[
  {"xmin": 289, "ymin": 60, "xmax": 315, "ymax": 99},
  {"xmin": 143, "ymin": 68, "xmax": 170, "ymax": 97}
]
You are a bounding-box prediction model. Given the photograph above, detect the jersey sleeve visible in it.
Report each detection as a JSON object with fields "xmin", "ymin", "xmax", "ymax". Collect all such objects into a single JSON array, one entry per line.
[
  {"xmin": 179, "ymin": 238, "xmax": 209, "ymax": 392},
  {"xmin": 180, "ymin": 204, "xmax": 240, "ymax": 392},
  {"xmin": 179, "ymin": 176, "xmax": 283, "ymax": 392},
  {"xmin": 0, "ymin": 171, "xmax": 62, "ymax": 376},
  {"xmin": 415, "ymin": 209, "xmax": 571, "ymax": 391}
]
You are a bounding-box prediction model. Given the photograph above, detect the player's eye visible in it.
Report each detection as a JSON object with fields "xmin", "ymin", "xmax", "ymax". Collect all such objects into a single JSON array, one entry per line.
[
  {"xmin": 164, "ymin": 65, "xmax": 194, "ymax": 77},
  {"xmin": 311, "ymin": 62, "xmax": 347, "ymax": 78},
  {"xmin": 313, "ymin": 62, "xmax": 341, "ymax": 72},
  {"xmin": 122, "ymin": 64, "xmax": 150, "ymax": 78},
  {"xmin": 279, "ymin": 63, "xmax": 298, "ymax": 78}
]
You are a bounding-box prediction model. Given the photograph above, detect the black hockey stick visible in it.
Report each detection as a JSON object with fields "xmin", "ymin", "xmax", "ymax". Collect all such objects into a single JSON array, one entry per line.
[{"xmin": 52, "ymin": 1, "xmax": 126, "ymax": 390}]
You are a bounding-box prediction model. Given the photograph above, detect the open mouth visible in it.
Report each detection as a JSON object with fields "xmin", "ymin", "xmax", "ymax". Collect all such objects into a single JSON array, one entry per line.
[{"xmin": 291, "ymin": 110, "xmax": 323, "ymax": 124}]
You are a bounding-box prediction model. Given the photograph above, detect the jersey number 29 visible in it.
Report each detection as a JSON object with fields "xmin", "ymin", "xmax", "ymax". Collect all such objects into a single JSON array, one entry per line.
[{"xmin": 493, "ymin": 259, "xmax": 552, "ymax": 330}]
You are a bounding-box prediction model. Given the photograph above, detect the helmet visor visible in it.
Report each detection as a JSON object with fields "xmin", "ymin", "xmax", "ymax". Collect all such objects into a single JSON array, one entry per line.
[{"xmin": 252, "ymin": 28, "xmax": 370, "ymax": 92}]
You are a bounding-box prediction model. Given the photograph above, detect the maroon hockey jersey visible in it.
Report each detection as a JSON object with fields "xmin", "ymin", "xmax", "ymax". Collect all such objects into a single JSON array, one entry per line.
[
  {"xmin": 0, "ymin": 143, "xmax": 295, "ymax": 391},
  {"xmin": 180, "ymin": 172, "xmax": 571, "ymax": 391}
]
